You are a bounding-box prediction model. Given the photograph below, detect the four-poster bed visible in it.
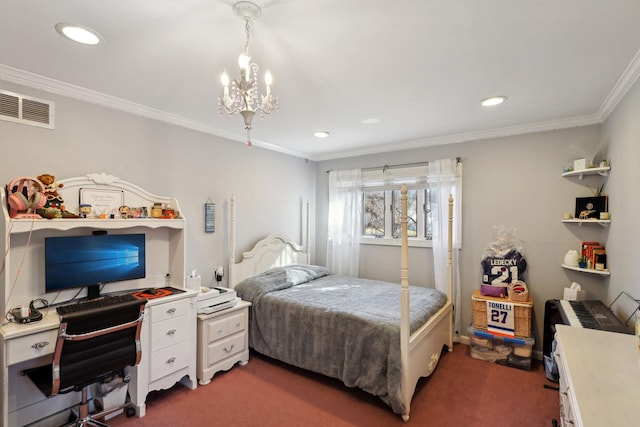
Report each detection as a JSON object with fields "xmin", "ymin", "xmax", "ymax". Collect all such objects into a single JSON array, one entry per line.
[{"xmin": 228, "ymin": 185, "xmax": 454, "ymax": 421}]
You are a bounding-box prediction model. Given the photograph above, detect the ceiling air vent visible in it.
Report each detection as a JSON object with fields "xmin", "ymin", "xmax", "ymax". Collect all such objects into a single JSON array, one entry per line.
[{"xmin": 0, "ymin": 90, "xmax": 55, "ymax": 129}]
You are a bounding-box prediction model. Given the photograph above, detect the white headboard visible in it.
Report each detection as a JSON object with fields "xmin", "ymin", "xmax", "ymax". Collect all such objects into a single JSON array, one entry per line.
[{"xmin": 228, "ymin": 196, "xmax": 310, "ymax": 288}]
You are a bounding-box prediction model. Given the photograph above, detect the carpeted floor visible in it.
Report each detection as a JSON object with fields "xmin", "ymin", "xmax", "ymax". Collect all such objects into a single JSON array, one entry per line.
[{"xmin": 108, "ymin": 343, "xmax": 560, "ymax": 426}]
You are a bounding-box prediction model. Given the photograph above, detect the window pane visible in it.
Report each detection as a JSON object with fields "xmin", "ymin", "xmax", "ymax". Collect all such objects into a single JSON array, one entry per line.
[
  {"xmin": 424, "ymin": 188, "xmax": 434, "ymax": 240},
  {"xmin": 363, "ymin": 191, "xmax": 385, "ymax": 236},
  {"xmin": 392, "ymin": 189, "xmax": 417, "ymax": 238}
]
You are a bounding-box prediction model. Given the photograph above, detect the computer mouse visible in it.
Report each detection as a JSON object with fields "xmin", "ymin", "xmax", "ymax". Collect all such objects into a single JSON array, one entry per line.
[{"xmin": 144, "ymin": 288, "xmax": 159, "ymax": 295}]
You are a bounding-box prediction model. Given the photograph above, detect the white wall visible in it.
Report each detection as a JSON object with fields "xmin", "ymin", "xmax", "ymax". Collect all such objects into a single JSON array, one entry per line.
[
  {"xmin": 0, "ymin": 81, "xmax": 316, "ymax": 288},
  {"xmin": 602, "ymin": 78, "xmax": 640, "ymax": 319},
  {"xmin": 5, "ymin": 76, "xmax": 638, "ymax": 349},
  {"xmin": 316, "ymin": 125, "xmax": 608, "ymax": 343}
]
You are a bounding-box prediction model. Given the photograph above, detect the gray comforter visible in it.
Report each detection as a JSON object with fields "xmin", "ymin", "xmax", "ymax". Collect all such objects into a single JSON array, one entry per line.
[{"xmin": 235, "ymin": 264, "xmax": 447, "ymax": 415}]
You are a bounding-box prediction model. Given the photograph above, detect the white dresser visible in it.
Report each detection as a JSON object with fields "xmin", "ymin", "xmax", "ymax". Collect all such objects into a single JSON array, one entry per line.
[
  {"xmin": 554, "ymin": 324, "xmax": 639, "ymax": 426},
  {"xmin": 196, "ymin": 300, "xmax": 251, "ymax": 385},
  {"xmin": 128, "ymin": 292, "xmax": 198, "ymax": 416}
]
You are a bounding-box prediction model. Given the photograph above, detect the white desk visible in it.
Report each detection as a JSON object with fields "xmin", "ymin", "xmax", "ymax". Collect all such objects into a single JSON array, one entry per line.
[
  {"xmin": 554, "ymin": 325, "xmax": 639, "ymax": 427},
  {"xmin": 0, "ymin": 291, "xmax": 197, "ymax": 427}
]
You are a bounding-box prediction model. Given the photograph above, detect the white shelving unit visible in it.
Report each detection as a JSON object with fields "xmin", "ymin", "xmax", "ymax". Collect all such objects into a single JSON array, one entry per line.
[
  {"xmin": 561, "ymin": 166, "xmax": 610, "ymax": 179},
  {"xmin": 561, "ymin": 165, "xmax": 611, "ymax": 277},
  {"xmin": 560, "ymin": 264, "xmax": 611, "ymax": 276},
  {"xmin": 561, "ymin": 219, "xmax": 610, "ymax": 227}
]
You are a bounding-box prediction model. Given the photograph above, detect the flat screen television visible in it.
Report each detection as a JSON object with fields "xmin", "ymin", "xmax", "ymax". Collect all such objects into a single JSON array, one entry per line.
[{"xmin": 45, "ymin": 233, "xmax": 146, "ymax": 299}]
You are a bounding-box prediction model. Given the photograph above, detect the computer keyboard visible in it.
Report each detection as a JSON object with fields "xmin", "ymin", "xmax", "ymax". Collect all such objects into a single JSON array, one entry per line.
[{"xmin": 56, "ymin": 293, "xmax": 138, "ymax": 315}]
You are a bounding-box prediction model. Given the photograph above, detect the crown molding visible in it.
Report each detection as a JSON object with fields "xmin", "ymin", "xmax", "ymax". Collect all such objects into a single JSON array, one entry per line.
[
  {"xmin": 310, "ymin": 114, "xmax": 602, "ymax": 161},
  {"xmin": 3, "ymin": 55, "xmax": 638, "ymax": 163},
  {"xmin": 0, "ymin": 64, "xmax": 309, "ymax": 159},
  {"xmin": 597, "ymin": 48, "xmax": 640, "ymax": 121}
]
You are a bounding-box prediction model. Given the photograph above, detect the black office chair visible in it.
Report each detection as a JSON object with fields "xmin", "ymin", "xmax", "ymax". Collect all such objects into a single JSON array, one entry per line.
[{"xmin": 22, "ymin": 298, "xmax": 146, "ymax": 427}]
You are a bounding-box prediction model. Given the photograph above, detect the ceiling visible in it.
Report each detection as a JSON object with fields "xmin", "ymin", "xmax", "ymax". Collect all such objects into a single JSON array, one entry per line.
[{"xmin": 2, "ymin": 1, "xmax": 640, "ymax": 161}]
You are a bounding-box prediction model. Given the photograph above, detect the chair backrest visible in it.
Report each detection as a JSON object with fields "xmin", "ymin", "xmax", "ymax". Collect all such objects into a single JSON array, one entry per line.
[{"xmin": 52, "ymin": 299, "xmax": 146, "ymax": 395}]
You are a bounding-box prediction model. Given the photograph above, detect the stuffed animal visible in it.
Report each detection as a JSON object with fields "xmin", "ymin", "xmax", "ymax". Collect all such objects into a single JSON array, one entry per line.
[
  {"xmin": 34, "ymin": 174, "xmax": 78, "ymax": 219},
  {"xmin": 36, "ymin": 174, "xmax": 64, "ymax": 203}
]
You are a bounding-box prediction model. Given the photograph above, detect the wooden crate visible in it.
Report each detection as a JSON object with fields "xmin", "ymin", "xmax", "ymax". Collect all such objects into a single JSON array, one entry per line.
[{"xmin": 472, "ymin": 290, "xmax": 533, "ymax": 337}]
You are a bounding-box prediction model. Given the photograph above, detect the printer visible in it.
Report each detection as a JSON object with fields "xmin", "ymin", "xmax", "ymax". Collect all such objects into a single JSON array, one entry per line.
[{"xmin": 196, "ymin": 287, "xmax": 237, "ymax": 314}]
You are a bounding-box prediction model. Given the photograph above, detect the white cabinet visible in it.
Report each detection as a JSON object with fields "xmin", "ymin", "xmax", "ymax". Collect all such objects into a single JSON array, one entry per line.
[
  {"xmin": 0, "ymin": 173, "xmax": 196, "ymax": 425},
  {"xmin": 554, "ymin": 325, "xmax": 639, "ymax": 427},
  {"xmin": 128, "ymin": 294, "xmax": 197, "ymax": 416},
  {"xmin": 197, "ymin": 300, "xmax": 251, "ymax": 385}
]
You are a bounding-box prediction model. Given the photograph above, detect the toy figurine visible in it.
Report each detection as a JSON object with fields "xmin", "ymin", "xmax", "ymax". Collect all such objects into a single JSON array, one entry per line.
[
  {"xmin": 119, "ymin": 205, "xmax": 131, "ymax": 219},
  {"xmin": 79, "ymin": 204, "xmax": 92, "ymax": 218}
]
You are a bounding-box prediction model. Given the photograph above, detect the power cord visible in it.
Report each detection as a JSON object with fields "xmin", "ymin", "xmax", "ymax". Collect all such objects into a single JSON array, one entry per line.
[{"xmin": 3, "ymin": 298, "xmax": 48, "ymax": 325}]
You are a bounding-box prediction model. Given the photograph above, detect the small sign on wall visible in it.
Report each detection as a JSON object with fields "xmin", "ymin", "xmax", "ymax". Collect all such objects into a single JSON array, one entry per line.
[
  {"xmin": 204, "ymin": 199, "xmax": 215, "ymax": 233},
  {"xmin": 486, "ymin": 300, "xmax": 515, "ymax": 336}
]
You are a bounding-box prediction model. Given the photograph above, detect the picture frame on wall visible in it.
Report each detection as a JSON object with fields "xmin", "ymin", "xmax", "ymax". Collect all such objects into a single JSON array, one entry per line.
[{"xmin": 575, "ymin": 196, "xmax": 608, "ymax": 219}]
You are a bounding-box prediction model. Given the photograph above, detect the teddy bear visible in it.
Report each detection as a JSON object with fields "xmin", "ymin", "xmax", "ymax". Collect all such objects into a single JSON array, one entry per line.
[
  {"xmin": 36, "ymin": 174, "xmax": 64, "ymax": 208},
  {"xmin": 33, "ymin": 174, "xmax": 78, "ymax": 219}
]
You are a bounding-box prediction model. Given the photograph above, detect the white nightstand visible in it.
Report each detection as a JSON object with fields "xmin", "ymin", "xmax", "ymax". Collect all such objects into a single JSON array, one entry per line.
[{"xmin": 196, "ymin": 299, "xmax": 251, "ymax": 385}]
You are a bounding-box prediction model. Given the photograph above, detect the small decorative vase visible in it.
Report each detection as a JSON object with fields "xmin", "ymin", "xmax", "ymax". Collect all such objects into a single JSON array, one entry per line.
[{"xmin": 564, "ymin": 250, "xmax": 579, "ymax": 267}]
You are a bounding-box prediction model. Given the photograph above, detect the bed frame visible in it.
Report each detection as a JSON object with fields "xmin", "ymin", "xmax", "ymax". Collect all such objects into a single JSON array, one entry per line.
[{"xmin": 228, "ymin": 185, "xmax": 454, "ymax": 421}]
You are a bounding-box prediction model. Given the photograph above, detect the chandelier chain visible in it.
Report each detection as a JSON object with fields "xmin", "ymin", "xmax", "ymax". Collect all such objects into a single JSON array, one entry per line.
[{"xmin": 244, "ymin": 17, "xmax": 251, "ymax": 55}]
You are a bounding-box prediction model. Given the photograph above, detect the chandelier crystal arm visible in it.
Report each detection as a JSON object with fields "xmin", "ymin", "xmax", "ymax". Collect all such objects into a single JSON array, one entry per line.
[{"xmin": 218, "ymin": 1, "xmax": 278, "ymax": 147}]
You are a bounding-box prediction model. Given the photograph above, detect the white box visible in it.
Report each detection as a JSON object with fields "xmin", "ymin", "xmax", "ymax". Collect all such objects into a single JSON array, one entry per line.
[
  {"xmin": 94, "ymin": 381, "xmax": 128, "ymax": 420},
  {"xmin": 186, "ymin": 275, "xmax": 201, "ymax": 292},
  {"xmin": 573, "ymin": 158, "xmax": 587, "ymax": 171},
  {"xmin": 563, "ymin": 287, "xmax": 587, "ymax": 301}
]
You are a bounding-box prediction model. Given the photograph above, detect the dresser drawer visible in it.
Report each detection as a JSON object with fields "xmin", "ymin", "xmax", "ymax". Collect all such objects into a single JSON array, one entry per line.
[
  {"xmin": 151, "ymin": 299, "xmax": 190, "ymax": 323},
  {"xmin": 151, "ymin": 314, "xmax": 190, "ymax": 350},
  {"xmin": 6, "ymin": 329, "xmax": 58, "ymax": 365},
  {"xmin": 207, "ymin": 333, "xmax": 246, "ymax": 365},
  {"xmin": 204, "ymin": 311, "xmax": 246, "ymax": 343},
  {"xmin": 227, "ymin": 311, "xmax": 246, "ymax": 335},
  {"xmin": 150, "ymin": 342, "xmax": 190, "ymax": 382}
]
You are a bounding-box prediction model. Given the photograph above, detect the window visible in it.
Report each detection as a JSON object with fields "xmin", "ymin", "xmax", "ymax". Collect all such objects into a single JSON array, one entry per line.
[
  {"xmin": 363, "ymin": 188, "xmax": 434, "ymax": 245},
  {"xmin": 360, "ymin": 165, "xmax": 436, "ymax": 247},
  {"xmin": 363, "ymin": 191, "xmax": 385, "ymax": 237}
]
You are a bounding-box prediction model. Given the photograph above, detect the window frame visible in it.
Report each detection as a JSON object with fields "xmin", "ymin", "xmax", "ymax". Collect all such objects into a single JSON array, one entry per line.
[{"xmin": 360, "ymin": 166, "xmax": 435, "ymax": 248}]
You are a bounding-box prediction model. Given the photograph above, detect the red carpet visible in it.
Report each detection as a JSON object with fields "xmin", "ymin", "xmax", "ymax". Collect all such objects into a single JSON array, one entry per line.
[{"xmin": 109, "ymin": 344, "xmax": 559, "ymax": 426}]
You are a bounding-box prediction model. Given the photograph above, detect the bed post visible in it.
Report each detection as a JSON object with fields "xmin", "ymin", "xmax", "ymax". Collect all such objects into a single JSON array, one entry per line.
[
  {"xmin": 229, "ymin": 194, "xmax": 236, "ymax": 287},
  {"xmin": 448, "ymin": 194, "xmax": 453, "ymax": 304},
  {"xmin": 400, "ymin": 184, "xmax": 410, "ymax": 421},
  {"xmin": 306, "ymin": 200, "xmax": 311, "ymax": 264}
]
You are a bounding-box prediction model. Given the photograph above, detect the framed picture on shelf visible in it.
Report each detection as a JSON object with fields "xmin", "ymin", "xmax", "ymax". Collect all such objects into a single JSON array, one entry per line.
[{"xmin": 575, "ymin": 196, "xmax": 608, "ymax": 219}]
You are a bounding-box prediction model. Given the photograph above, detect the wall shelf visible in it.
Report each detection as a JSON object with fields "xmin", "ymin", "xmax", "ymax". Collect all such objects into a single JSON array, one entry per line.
[
  {"xmin": 7, "ymin": 218, "xmax": 185, "ymax": 233},
  {"xmin": 561, "ymin": 165, "xmax": 611, "ymax": 276},
  {"xmin": 561, "ymin": 219, "xmax": 610, "ymax": 227},
  {"xmin": 562, "ymin": 166, "xmax": 610, "ymax": 179},
  {"xmin": 561, "ymin": 264, "xmax": 611, "ymax": 276}
]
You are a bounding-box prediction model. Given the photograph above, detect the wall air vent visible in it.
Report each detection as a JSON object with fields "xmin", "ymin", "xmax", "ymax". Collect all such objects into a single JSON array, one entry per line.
[{"xmin": 0, "ymin": 90, "xmax": 54, "ymax": 129}]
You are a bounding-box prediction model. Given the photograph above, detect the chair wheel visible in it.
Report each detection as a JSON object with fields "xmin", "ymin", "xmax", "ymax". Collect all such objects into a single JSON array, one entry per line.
[{"xmin": 126, "ymin": 406, "xmax": 136, "ymax": 417}]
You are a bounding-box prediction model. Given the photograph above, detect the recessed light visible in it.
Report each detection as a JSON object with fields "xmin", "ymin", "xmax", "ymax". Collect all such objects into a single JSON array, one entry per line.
[
  {"xmin": 55, "ymin": 23, "xmax": 102, "ymax": 45},
  {"xmin": 314, "ymin": 131, "xmax": 330, "ymax": 138},
  {"xmin": 361, "ymin": 118, "xmax": 380, "ymax": 125},
  {"xmin": 481, "ymin": 96, "xmax": 507, "ymax": 107}
]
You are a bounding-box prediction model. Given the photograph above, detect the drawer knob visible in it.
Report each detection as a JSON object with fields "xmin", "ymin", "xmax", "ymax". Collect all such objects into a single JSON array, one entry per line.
[
  {"xmin": 167, "ymin": 357, "xmax": 176, "ymax": 364},
  {"xmin": 167, "ymin": 329, "xmax": 176, "ymax": 336},
  {"xmin": 31, "ymin": 341, "xmax": 49, "ymax": 350},
  {"xmin": 224, "ymin": 344, "xmax": 235, "ymax": 353},
  {"xmin": 166, "ymin": 308, "xmax": 177, "ymax": 314}
]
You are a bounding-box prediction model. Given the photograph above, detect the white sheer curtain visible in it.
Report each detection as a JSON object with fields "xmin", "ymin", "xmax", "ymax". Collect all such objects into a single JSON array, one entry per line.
[
  {"xmin": 428, "ymin": 158, "xmax": 463, "ymax": 341},
  {"xmin": 326, "ymin": 169, "xmax": 362, "ymax": 276}
]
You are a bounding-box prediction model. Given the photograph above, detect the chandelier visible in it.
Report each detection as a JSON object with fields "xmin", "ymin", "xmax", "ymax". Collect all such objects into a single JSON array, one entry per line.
[{"xmin": 219, "ymin": 1, "xmax": 278, "ymax": 147}]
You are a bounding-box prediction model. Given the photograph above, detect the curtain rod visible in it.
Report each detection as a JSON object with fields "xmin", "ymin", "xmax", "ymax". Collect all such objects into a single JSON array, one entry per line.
[{"xmin": 325, "ymin": 157, "xmax": 461, "ymax": 174}]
